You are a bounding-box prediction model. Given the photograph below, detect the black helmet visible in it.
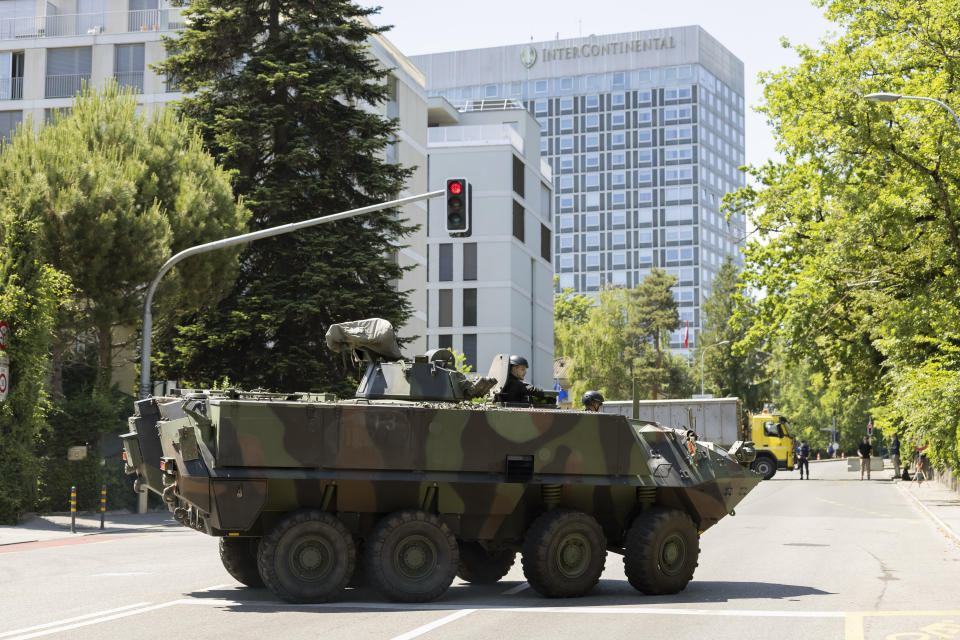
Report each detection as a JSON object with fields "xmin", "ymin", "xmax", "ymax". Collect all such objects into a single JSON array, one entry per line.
[
  {"xmin": 509, "ymin": 355, "xmax": 529, "ymax": 367},
  {"xmin": 582, "ymin": 390, "xmax": 604, "ymax": 405}
]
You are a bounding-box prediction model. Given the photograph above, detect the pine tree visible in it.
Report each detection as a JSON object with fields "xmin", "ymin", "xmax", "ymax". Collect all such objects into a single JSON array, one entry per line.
[
  {"xmin": 698, "ymin": 258, "xmax": 768, "ymax": 410},
  {"xmin": 625, "ymin": 268, "xmax": 682, "ymax": 399},
  {"xmin": 155, "ymin": 0, "xmax": 415, "ymax": 394}
]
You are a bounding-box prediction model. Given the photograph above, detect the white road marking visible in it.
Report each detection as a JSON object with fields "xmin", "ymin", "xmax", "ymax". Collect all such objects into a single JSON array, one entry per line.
[
  {"xmin": 0, "ymin": 603, "xmax": 151, "ymax": 639},
  {"xmin": 501, "ymin": 582, "xmax": 530, "ymax": 595},
  {"xmin": 5, "ymin": 603, "xmax": 178, "ymax": 640},
  {"xmin": 388, "ymin": 609, "xmax": 477, "ymax": 640},
  {"xmin": 90, "ymin": 572, "xmax": 151, "ymax": 577}
]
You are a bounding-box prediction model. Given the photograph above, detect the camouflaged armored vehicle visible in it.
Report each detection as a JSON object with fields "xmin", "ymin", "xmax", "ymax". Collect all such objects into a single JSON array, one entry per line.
[{"xmin": 123, "ymin": 318, "xmax": 760, "ymax": 604}]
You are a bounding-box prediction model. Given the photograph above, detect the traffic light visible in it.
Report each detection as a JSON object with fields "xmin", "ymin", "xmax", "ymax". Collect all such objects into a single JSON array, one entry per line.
[{"xmin": 445, "ymin": 178, "xmax": 471, "ymax": 237}]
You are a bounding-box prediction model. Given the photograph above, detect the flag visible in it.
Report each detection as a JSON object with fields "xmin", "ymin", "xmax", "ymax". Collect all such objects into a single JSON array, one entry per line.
[
  {"xmin": 554, "ymin": 379, "xmax": 569, "ymax": 402},
  {"xmin": 683, "ymin": 321, "xmax": 689, "ymax": 349}
]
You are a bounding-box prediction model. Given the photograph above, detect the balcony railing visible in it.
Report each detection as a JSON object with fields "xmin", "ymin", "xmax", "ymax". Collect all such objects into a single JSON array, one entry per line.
[
  {"xmin": 45, "ymin": 73, "xmax": 90, "ymax": 99},
  {"xmin": 114, "ymin": 71, "xmax": 144, "ymax": 93},
  {"xmin": 0, "ymin": 77, "xmax": 24, "ymax": 100},
  {"xmin": 0, "ymin": 8, "xmax": 185, "ymax": 39}
]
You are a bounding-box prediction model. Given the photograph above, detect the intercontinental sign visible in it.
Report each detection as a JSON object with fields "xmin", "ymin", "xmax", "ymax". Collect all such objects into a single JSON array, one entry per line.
[{"xmin": 520, "ymin": 36, "xmax": 677, "ymax": 68}]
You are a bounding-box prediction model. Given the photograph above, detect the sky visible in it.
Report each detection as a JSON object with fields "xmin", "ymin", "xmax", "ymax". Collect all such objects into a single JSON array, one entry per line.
[{"xmin": 356, "ymin": 0, "xmax": 838, "ymax": 170}]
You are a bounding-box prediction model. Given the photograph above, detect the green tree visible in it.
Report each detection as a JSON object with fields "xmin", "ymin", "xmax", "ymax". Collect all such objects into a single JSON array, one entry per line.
[
  {"xmin": 698, "ymin": 258, "xmax": 769, "ymax": 411},
  {"xmin": 0, "ymin": 208, "xmax": 68, "ymax": 522},
  {"xmin": 0, "ymin": 85, "xmax": 247, "ymax": 394},
  {"xmin": 155, "ymin": 0, "xmax": 414, "ymax": 396},
  {"xmin": 556, "ymin": 288, "xmax": 631, "ymax": 406},
  {"xmin": 626, "ymin": 268, "xmax": 682, "ymax": 399},
  {"xmin": 553, "ymin": 277, "xmax": 693, "ymax": 407},
  {"xmin": 727, "ymin": 0, "xmax": 960, "ymax": 470}
]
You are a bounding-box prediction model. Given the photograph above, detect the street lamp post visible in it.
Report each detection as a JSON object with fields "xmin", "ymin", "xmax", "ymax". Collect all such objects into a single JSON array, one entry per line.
[
  {"xmin": 700, "ymin": 340, "xmax": 730, "ymax": 397},
  {"xmin": 864, "ymin": 92, "xmax": 960, "ymax": 132}
]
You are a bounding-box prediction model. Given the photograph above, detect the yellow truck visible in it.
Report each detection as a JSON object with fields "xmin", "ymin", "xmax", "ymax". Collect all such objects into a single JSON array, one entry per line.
[
  {"xmin": 745, "ymin": 410, "xmax": 795, "ymax": 479},
  {"xmin": 601, "ymin": 400, "xmax": 794, "ymax": 479}
]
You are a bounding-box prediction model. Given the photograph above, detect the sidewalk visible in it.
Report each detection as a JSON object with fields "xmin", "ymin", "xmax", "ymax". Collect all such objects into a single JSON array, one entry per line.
[
  {"xmin": 0, "ymin": 510, "xmax": 181, "ymax": 547},
  {"xmin": 897, "ymin": 471, "xmax": 960, "ymax": 548}
]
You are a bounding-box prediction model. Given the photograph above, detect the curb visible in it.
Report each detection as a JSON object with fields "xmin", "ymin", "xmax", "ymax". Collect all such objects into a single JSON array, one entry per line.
[{"xmin": 897, "ymin": 481, "xmax": 960, "ymax": 549}]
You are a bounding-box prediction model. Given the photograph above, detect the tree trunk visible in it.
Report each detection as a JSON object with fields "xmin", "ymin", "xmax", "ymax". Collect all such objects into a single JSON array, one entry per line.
[
  {"xmin": 49, "ymin": 337, "xmax": 65, "ymax": 400},
  {"xmin": 653, "ymin": 328, "xmax": 661, "ymax": 399},
  {"xmin": 95, "ymin": 323, "xmax": 113, "ymax": 395}
]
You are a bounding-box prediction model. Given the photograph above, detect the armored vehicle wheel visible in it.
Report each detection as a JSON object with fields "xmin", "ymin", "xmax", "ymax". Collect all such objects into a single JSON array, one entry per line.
[
  {"xmin": 366, "ymin": 509, "xmax": 458, "ymax": 602},
  {"xmin": 257, "ymin": 509, "xmax": 355, "ymax": 603},
  {"xmin": 219, "ymin": 537, "xmax": 264, "ymax": 587},
  {"xmin": 521, "ymin": 509, "xmax": 606, "ymax": 598},
  {"xmin": 750, "ymin": 456, "xmax": 777, "ymax": 480},
  {"xmin": 456, "ymin": 541, "xmax": 516, "ymax": 584},
  {"xmin": 624, "ymin": 507, "xmax": 699, "ymax": 595}
]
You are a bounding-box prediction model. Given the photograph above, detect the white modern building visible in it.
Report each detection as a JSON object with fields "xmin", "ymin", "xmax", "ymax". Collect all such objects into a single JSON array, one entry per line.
[
  {"xmin": 426, "ymin": 97, "xmax": 554, "ymax": 388},
  {"xmin": 412, "ymin": 27, "xmax": 747, "ymax": 352}
]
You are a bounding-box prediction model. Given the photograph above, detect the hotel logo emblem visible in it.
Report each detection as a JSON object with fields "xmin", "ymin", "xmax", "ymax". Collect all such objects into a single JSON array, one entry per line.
[{"xmin": 520, "ymin": 45, "xmax": 537, "ymax": 68}]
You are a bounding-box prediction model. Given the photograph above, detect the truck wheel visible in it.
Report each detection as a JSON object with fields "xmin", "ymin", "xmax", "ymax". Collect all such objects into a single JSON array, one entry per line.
[
  {"xmin": 624, "ymin": 507, "xmax": 699, "ymax": 595},
  {"xmin": 219, "ymin": 537, "xmax": 264, "ymax": 587},
  {"xmin": 750, "ymin": 456, "xmax": 777, "ymax": 480},
  {"xmin": 257, "ymin": 509, "xmax": 355, "ymax": 603},
  {"xmin": 366, "ymin": 509, "xmax": 458, "ymax": 602},
  {"xmin": 456, "ymin": 541, "xmax": 516, "ymax": 584},
  {"xmin": 521, "ymin": 509, "xmax": 606, "ymax": 598}
]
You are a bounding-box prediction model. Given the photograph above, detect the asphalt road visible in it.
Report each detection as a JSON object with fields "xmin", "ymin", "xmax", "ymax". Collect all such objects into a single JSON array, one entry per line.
[{"xmin": 2, "ymin": 460, "xmax": 958, "ymax": 640}]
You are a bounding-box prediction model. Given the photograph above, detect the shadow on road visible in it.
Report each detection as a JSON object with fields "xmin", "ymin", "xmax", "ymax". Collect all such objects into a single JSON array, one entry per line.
[{"xmin": 183, "ymin": 578, "xmax": 833, "ymax": 613}]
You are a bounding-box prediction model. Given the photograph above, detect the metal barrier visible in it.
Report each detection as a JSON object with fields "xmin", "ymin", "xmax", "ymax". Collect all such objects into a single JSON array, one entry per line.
[{"xmin": 44, "ymin": 74, "xmax": 89, "ymax": 99}]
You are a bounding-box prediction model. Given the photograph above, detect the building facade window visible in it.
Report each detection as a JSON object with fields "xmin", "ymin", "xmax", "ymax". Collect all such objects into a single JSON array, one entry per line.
[
  {"xmin": 438, "ymin": 289, "xmax": 452, "ymax": 327},
  {"xmin": 462, "ymin": 334, "xmax": 477, "ymax": 370},
  {"xmin": 438, "ymin": 243, "xmax": 453, "ymax": 281},
  {"xmin": 513, "ymin": 155, "xmax": 525, "ymax": 197},
  {"xmin": 463, "ymin": 288, "xmax": 477, "ymax": 326},
  {"xmin": 513, "ymin": 201, "xmax": 525, "ymax": 241},
  {"xmin": 541, "ymin": 223, "xmax": 551, "ymax": 262},
  {"xmin": 463, "ymin": 242, "xmax": 477, "ymax": 281}
]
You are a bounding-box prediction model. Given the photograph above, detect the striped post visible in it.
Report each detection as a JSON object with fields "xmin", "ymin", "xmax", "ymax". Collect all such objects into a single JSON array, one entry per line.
[
  {"xmin": 100, "ymin": 484, "xmax": 106, "ymax": 529},
  {"xmin": 70, "ymin": 486, "xmax": 77, "ymax": 534}
]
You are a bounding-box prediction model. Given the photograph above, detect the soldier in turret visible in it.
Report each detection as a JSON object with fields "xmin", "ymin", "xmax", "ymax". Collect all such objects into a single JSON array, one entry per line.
[
  {"xmin": 500, "ymin": 355, "xmax": 547, "ymax": 403},
  {"xmin": 582, "ymin": 390, "xmax": 604, "ymax": 412}
]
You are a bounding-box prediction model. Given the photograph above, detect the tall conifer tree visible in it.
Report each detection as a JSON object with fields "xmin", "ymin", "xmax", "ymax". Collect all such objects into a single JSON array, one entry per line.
[{"xmin": 155, "ymin": 0, "xmax": 414, "ymax": 394}]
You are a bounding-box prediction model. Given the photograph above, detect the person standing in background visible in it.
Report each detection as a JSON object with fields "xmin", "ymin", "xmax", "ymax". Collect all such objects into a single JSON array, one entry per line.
[
  {"xmin": 858, "ymin": 436, "xmax": 873, "ymax": 480},
  {"xmin": 889, "ymin": 433, "xmax": 901, "ymax": 480}
]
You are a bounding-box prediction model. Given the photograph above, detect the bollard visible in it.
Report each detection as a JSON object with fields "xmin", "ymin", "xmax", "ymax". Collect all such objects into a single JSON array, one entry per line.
[
  {"xmin": 100, "ymin": 483, "xmax": 106, "ymax": 530},
  {"xmin": 70, "ymin": 486, "xmax": 77, "ymax": 534},
  {"xmin": 842, "ymin": 451, "xmax": 845, "ymax": 459},
  {"xmin": 817, "ymin": 452, "xmax": 821, "ymax": 460}
]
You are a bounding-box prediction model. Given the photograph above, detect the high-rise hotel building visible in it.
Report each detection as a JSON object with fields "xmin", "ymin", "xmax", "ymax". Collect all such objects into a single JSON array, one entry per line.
[{"xmin": 412, "ymin": 27, "xmax": 746, "ymax": 351}]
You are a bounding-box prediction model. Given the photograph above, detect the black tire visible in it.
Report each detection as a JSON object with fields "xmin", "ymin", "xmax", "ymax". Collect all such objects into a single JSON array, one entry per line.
[
  {"xmin": 624, "ymin": 507, "xmax": 699, "ymax": 595},
  {"xmin": 457, "ymin": 541, "xmax": 516, "ymax": 584},
  {"xmin": 521, "ymin": 509, "xmax": 606, "ymax": 598},
  {"xmin": 366, "ymin": 509, "xmax": 459, "ymax": 602},
  {"xmin": 220, "ymin": 537, "xmax": 264, "ymax": 587},
  {"xmin": 751, "ymin": 456, "xmax": 777, "ymax": 480},
  {"xmin": 257, "ymin": 509, "xmax": 355, "ymax": 603}
]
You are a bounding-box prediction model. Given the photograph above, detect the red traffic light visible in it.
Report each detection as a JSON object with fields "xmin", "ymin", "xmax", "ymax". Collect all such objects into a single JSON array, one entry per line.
[{"xmin": 448, "ymin": 181, "xmax": 463, "ymax": 195}]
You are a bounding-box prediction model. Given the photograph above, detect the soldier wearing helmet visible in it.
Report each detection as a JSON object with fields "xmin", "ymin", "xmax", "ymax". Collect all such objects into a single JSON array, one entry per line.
[
  {"xmin": 582, "ymin": 390, "xmax": 604, "ymax": 412},
  {"xmin": 500, "ymin": 355, "xmax": 547, "ymax": 403}
]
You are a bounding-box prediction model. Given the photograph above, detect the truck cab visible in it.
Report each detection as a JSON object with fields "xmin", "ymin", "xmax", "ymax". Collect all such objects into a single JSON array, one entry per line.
[{"xmin": 746, "ymin": 411, "xmax": 794, "ymax": 479}]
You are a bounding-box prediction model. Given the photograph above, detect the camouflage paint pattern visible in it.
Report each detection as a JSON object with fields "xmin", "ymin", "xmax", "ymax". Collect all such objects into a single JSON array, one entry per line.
[{"xmin": 125, "ymin": 381, "xmax": 761, "ymax": 547}]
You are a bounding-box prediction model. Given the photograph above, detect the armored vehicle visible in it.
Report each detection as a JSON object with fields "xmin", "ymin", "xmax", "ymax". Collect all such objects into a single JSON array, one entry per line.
[{"xmin": 123, "ymin": 319, "xmax": 760, "ymax": 604}]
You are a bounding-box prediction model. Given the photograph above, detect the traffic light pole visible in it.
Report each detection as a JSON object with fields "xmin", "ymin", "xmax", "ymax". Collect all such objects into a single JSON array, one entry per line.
[{"xmin": 139, "ymin": 189, "xmax": 445, "ymax": 399}]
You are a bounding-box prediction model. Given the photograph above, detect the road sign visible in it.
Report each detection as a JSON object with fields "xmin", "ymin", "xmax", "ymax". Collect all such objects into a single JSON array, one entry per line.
[
  {"xmin": 0, "ymin": 351, "xmax": 8, "ymax": 401},
  {"xmin": 0, "ymin": 320, "xmax": 8, "ymax": 350}
]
